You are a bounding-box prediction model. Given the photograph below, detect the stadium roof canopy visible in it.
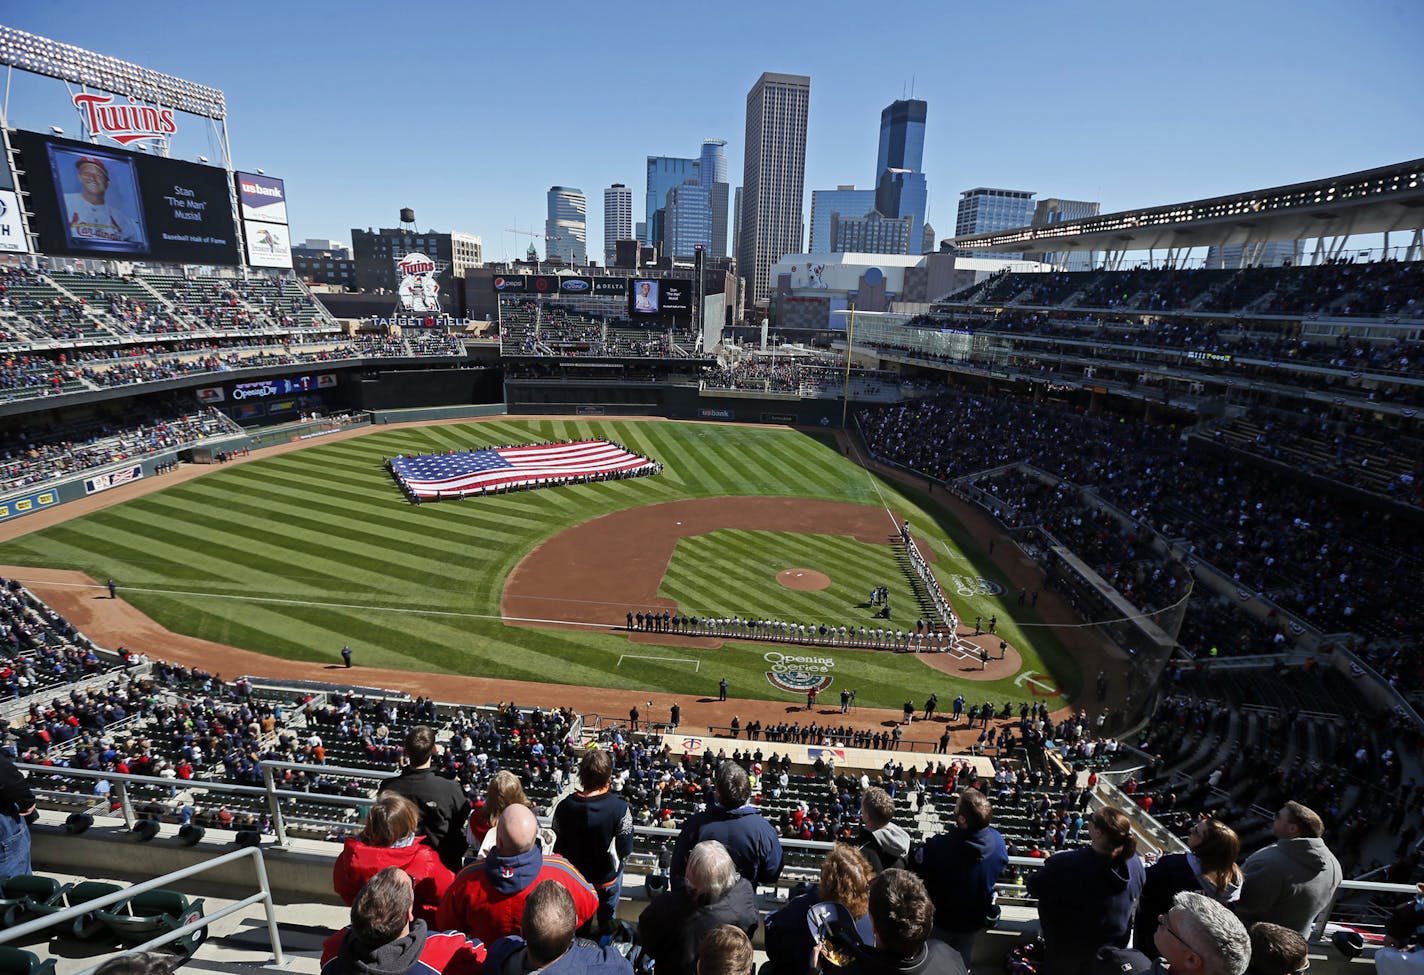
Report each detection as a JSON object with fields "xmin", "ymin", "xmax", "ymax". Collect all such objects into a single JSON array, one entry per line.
[{"xmin": 948, "ymin": 158, "xmax": 1424, "ymax": 259}]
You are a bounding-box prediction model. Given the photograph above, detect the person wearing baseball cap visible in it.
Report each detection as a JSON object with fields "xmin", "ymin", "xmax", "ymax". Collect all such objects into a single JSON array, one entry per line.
[{"xmin": 63, "ymin": 152, "xmax": 142, "ymax": 246}]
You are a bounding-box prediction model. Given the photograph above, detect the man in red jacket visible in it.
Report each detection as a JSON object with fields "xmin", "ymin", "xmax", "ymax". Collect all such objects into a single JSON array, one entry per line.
[
  {"xmin": 437, "ymin": 803, "xmax": 598, "ymax": 945},
  {"xmin": 322, "ymin": 868, "xmax": 485, "ymax": 975}
]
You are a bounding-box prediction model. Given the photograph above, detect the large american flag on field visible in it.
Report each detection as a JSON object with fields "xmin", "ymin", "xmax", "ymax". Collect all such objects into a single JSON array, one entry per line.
[{"xmin": 391, "ymin": 440, "xmax": 658, "ymax": 499}]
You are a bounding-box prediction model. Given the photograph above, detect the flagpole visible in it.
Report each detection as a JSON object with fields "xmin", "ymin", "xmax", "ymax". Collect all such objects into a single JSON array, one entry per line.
[{"xmin": 840, "ymin": 295, "xmax": 857, "ymax": 429}]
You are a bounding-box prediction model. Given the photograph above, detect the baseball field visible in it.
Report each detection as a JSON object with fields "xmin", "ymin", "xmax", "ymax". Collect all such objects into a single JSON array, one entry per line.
[{"xmin": 0, "ymin": 417, "xmax": 1079, "ymax": 710}]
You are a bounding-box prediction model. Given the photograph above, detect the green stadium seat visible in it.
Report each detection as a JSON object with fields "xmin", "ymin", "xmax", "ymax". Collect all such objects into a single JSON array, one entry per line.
[
  {"xmin": 0, "ymin": 947, "xmax": 56, "ymax": 975},
  {"xmin": 68, "ymin": 880, "xmax": 125, "ymax": 940},
  {"xmin": 96, "ymin": 889, "xmax": 207, "ymax": 956},
  {"xmin": 0, "ymin": 874, "xmax": 72, "ymax": 928}
]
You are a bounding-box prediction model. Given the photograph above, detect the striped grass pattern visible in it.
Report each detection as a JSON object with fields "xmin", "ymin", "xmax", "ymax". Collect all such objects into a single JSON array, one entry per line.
[{"xmin": 0, "ymin": 419, "xmax": 1076, "ymax": 708}]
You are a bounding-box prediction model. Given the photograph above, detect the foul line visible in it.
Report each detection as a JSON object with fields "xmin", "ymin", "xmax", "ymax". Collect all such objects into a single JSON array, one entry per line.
[
  {"xmin": 11, "ymin": 578, "xmax": 616, "ymax": 631},
  {"xmin": 618, "ymin": 654, "xmax": 700, "ymax": 671},
  {"xmin": 845, "ymin": 435, "xmax": 902, "ymax": 534}
]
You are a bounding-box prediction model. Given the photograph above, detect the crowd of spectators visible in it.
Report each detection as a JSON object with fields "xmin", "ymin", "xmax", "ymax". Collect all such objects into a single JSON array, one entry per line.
[
  {"xmin": 700, "ymin": 355, "xmax": 896, "ymax": 396},
  {"xmin": 947, "ymin": 260, "xmax": 1424, "ymax": 320},
  {"xmin": 0, "ymin": 265, "xmax": 473, "ymax": 402},
  {"xmin": 0, "ymin": 404, "xmax": 241, "ymax": 493},
  {"xmin": 861, "ymin": 392, "xmax": 1424, "ymax": 653},
  {"xmin": 498, "ymin": 298, "xmax": 700, "ymax": 358}
]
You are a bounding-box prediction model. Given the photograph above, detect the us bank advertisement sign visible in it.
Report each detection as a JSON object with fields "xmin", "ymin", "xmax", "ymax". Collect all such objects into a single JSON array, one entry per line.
[{"xmin": 236, "ymin": 172, "xmax": 289, "ymax": 224}]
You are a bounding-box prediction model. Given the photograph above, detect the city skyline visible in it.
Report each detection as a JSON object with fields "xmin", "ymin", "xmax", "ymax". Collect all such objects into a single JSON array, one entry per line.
[{"xmin": 3, "ymin": 2, "xmax": 1420, "ymax": 265}]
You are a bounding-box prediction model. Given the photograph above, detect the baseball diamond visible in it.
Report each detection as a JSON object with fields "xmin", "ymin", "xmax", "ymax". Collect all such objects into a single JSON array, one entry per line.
[{"xmin": 0, "ymin": 417, "xmax": 1081, "ymax": 711}]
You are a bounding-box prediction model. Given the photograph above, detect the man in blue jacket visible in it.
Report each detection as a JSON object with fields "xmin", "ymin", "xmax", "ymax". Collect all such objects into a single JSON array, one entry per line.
[
  {"xmin": 552, "ymin": 747, "xmax": 634, "ymax": 937},
  {"xmin": 484, "ymin": 880, "xmax": 633, "ymax": 975},
  {"xmin": 910, "ymin": 790, "xmax": 1007, "ymax": 971},
  {"xmin": 670, "ymin": 760, "xmax": 783, "ymax": 892}
]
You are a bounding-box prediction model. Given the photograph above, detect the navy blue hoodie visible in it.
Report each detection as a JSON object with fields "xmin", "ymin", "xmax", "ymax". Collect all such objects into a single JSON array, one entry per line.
[
  {"xmin": 669, "ymin": 802, "xmax": 784, "ymax": 891},
  {"xmin": 1027, "ymin": 847, "xmax": 1145, "ymax": 975},
  {"xmin": 911, "ymin": 825, "xmax": 1008, "ymax": 934}
]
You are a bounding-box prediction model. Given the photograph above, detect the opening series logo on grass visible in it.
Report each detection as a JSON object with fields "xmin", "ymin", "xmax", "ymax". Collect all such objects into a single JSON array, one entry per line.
[{"xmin": 764, "ymin": 650, "xmax": 835, "ymax": 694}]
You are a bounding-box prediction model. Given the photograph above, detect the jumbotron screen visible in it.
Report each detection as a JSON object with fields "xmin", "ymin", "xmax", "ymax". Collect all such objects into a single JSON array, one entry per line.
[
  {"xmin": 628, "ymin": 279, "xmax": 692, "ymax": 317},
  {"xmin": 12, "ymin": 130, "xmax": 239, "ymax": 265}
]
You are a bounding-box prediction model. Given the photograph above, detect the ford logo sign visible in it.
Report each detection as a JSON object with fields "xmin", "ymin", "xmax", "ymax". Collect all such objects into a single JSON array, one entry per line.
[{"xmin": 560, "ymin": 279, "xmax": 590, "ymax": 292}]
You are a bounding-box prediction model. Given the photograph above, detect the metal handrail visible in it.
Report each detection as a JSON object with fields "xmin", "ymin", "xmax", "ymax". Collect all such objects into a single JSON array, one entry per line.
[{"xmin": 0, "ymin": 845, "xmax": 284, "ymax": 969}]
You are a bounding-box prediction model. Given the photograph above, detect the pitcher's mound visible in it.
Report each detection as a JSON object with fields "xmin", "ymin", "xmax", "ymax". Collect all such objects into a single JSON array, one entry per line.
[{"xmin": 777, "ymin": 568, "xmax": 831, "ymax": 591}]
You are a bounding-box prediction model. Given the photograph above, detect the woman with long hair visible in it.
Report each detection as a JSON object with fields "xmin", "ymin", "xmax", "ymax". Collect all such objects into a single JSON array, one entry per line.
[
  {"xmin": 465, "ymin": 770, "xmax": 532, "ymax": 856},
  {"xmin": 333, "ymin": 791, "xmax": 454, "ymax": 924},
  {"xmin": 1134, "ymin": 817, "xmax": 1243, "ymax": 949},
  {"xmin": 764, "ymin": 844, "xmax": 877, "ymax": 975},
  {"xmin": 1027, "ymin": 806, "xmax": 1146, "ymax": 975}
]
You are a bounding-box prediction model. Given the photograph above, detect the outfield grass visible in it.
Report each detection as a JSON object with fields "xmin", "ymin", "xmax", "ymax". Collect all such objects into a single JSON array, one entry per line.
[{"xmin": 0, "ymin": 418, "xmax": 1078, "ymax": 710}]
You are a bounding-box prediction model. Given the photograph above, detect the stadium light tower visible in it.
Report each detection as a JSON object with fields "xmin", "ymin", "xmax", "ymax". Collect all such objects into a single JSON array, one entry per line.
[{"xmin": 0, "ymin": 25, "xmax": 244, "ymax": 266}]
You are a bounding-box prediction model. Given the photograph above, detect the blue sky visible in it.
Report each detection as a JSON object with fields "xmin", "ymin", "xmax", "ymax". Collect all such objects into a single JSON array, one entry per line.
[{"xmin": 7, "ymin": 1, "xmax": 1422, "ymax": 260}]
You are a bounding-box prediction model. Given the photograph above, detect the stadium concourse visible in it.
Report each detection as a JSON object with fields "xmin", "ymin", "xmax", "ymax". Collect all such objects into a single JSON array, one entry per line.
[{"xmin": 0, "ymin": 414, "xmax": 1112, "ymax": 752}]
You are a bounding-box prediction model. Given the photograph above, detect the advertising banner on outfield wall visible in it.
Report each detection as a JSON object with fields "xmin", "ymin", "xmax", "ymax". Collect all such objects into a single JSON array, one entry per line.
[
  {"xmin": 0, "ymin": 489, "xmax": 59, "ymax": 521},
  {"xmin": 699, "ymin": 407, "xmax": 734, "ymax": 419},
  {"xmin": 85, "ymin": 465, "xmax": 144, "ymax": 495},
  {"xmin": 557, "ymin": 276, "xmax": 593, "ymax": 295},
  {"xmin": 492, "ymin": 274, "xmax": 528, "ymax": 293},
  {"xmin": 593, "ymin": 278, "xmax": 628, "ymax": 297}
]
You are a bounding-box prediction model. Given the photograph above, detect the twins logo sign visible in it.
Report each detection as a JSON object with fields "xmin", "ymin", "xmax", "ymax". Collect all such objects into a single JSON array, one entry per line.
[{"xmin": 764, "ymin": 650, "xmax": 834, "ymax": 696}]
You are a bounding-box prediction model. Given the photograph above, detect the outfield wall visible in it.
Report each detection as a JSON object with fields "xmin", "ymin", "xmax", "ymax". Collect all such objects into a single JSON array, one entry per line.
[
  {"xmin": 506, "ymin": 380, "xmax": 851, "ymax": 427},
  {"xmin": 368, "ymin": 403, "xmax": 507, "ymax": 424},
  {"xmin": 351, "ymin": 365, "xmax": 504, "ymax": 412}
]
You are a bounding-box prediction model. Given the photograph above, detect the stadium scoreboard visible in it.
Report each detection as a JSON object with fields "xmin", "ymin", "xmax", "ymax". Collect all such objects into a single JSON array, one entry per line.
[
  {"xmin": 13, "ymin": 130, "xmax": 237, "ymax": 264},
  {"xmin": 491, "ymin": 274, "xmax": 694, "ymax": 317}
]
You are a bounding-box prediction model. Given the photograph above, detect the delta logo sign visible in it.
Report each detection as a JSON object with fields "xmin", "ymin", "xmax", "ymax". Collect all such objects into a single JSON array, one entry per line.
[
  {"xmin": 73, "ymin": 93, "xmax": 177, "ymax": 146},
  {"xmin": 764, "ymin": 650, "xmax": 834, "ymax": 695}
]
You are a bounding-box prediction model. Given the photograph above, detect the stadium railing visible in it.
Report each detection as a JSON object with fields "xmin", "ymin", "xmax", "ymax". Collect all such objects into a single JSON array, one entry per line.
[
  {"xmin": 16, "ymin": 759, "xmax": 1417, "ymax": 951},
  {"xmin": 0, "ymin": 845, "xmax": 285, "ymax": 970}
]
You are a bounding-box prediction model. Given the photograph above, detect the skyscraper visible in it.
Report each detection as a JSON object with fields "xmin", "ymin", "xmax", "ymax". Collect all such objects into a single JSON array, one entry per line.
[
  {"xmin": 874, "ymin": 169, "xmax": 927, "ymax": 255},
  {"xmin": 665, "ymin": 179, "xmax": 711, "ymax": 259},
  {"xmin": 955, "ymin": 187, "xmax": 1036, "ymax": 238},
  {"xmin": 870, "ymin": 98, "xmax": 929, "ymax": 256},
  {"xmin": 546, "ymin": 186, "xmax": 587, "ymax": 265},
  {"xmin": 809, "ymin": 187, "xmax": 876, "ymax": 252},
  {"xmin": 739, "ymin": 71, "xmax": 810, "ymax": 305},
  {"xmin": 603, "ymin": 184, "xmax": 632, "ymax": 266},
  {"xmin": 699, "ymin": 139, "xmax": 730, "ymax": 260},
  {"xmin": 877, "ymin": 99, "xmax": 926, "ymax": 177},
  {"xmin": 646, "ymin": 156, "xmax": 699, "ymax": 248},
  {"xmin": 830, "ymin": 210, "xmax": 914, "ymax": 254}
]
